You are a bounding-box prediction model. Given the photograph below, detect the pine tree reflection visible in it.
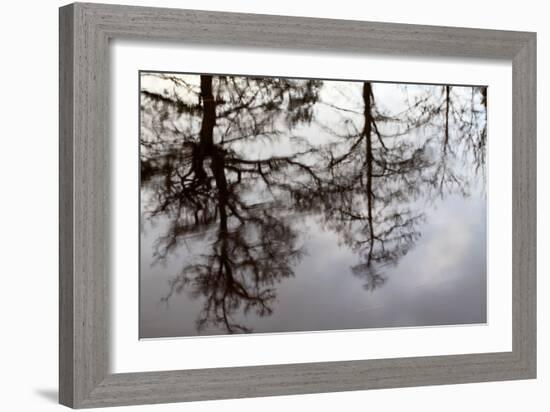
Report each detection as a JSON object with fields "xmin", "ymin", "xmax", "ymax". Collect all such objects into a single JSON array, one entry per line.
[
  {"xmin": 141, "ymin": 74, "xmax": 320, "ymax": 332},
  {"xmin": 299, "ymin": 82, "xmax": 432, "ymax": 290},
  {"xmin": 140, "ymin": 73, "xmax": 487, "ymax": 333},
  {"xmin": 305, "ymin": 82, "xmax": 487, "ymax": 289}
]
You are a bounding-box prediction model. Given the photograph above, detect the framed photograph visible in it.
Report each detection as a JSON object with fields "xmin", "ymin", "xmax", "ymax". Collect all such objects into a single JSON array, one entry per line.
[{"xmin": 59, "ymin": 2, "xmax": 536, "ymax": 408}]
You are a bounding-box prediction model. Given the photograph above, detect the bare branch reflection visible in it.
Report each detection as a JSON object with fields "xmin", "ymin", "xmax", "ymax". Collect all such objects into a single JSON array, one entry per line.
[{"xmin": 140, "ymin": 73, "xmax": 487, "ymax": 335}]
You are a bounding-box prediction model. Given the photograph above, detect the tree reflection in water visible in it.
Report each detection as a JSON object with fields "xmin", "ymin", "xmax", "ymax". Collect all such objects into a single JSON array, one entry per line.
[{"xmin": 140, "ymin": 72, "xmax": 487, "ymax": 334}]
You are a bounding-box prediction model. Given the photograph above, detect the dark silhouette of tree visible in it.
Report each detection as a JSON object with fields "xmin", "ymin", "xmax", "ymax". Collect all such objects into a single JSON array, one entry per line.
[
  {"xmin": 161, "ymin": 210, "xmax": 303, "ymax": 333},
  {"xmin": 140, "ymin": 73, "xmax": 488, "ymax": 333},
  {"xmin": 140, "ymin": 73, "xmax": 321, "ymax": 332},
  {"xmin": 393, "ymin": 84, "xmax": 488, "ymax": 197},
  {"xmin": 300, "ymin": 82, "xmax": 431, "ymax": 289},
  {"xmin": 292, "ymin": 81, "xmax": 486, "ymax": 289}
]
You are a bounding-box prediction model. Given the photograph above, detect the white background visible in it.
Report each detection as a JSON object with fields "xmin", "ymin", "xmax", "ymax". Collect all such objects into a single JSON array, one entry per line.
[
  {"xmin": 112, "ymin": 42, "xmax": 512, "ymax": 373},
  {"xmin": 0, "ymin": 0, "xmax": 546, "ymax": 411}
]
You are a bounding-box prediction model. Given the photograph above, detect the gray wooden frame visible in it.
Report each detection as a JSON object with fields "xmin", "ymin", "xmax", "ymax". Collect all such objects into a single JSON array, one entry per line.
[{"xmin": 59, "ymin": 2, "xmax": 536, "ymax": 408}]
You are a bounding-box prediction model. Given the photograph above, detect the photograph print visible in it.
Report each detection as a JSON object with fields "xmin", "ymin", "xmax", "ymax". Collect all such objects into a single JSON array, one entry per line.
[{"xmin": 139, "ymin": 71, "xmax": 487, "ymax": 338}]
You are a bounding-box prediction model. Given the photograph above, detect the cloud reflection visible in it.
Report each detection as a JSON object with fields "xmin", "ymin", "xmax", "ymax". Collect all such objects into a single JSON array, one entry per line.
[{"xmin": 139, "ymin": 73, "xmax": 487, "ymax": 337}]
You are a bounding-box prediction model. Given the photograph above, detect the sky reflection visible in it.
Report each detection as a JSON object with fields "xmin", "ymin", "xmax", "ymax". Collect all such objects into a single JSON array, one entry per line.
[{"xmin": 139, "ymin": 72, "xmax": 487, "ymax": 338}]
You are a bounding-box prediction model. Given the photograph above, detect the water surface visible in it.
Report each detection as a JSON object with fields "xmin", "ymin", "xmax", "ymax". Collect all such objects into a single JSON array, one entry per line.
[{"xmin": 139, "ymin": 73, "xmax": 487, "ymax": 338}]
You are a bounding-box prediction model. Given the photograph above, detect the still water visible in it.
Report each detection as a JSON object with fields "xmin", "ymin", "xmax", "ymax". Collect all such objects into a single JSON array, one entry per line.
[{"xmin": 139, "ymin": 73, "xmax": 487, "ymax": 338}]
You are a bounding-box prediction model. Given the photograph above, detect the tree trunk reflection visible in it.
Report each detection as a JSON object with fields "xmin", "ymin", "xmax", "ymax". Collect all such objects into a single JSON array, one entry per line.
[{"xmin": 140, "ymin": 73, "xmax": 487, "ymax": 334}]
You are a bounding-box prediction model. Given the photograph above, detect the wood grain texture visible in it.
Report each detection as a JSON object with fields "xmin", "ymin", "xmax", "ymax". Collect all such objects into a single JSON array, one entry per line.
[
  {"xmin": 59, "ymin": 2, "xmax": 537, "ymax": 408},
  {"xmin": 59, "ymin": 4, "xmax": 74, "ymax": 406},
  {"xmin": 512, "ymin": 35, "xmax": 537, "ymax": 375}
]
